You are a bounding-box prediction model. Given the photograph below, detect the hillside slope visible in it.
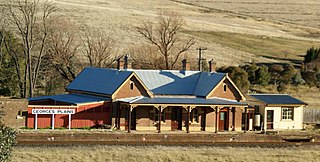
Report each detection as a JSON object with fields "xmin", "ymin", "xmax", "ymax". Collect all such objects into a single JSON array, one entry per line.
[{"xmin": 2, "ymin": 0, "xmax": 320, "ymax": 66}]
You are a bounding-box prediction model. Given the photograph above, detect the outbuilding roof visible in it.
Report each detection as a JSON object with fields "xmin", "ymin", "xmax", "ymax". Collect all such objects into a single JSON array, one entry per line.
[
  {"xmin": 28, "ymin": 94, "xmax": 110, "ymax": 105},
  {"xmin": 250, "ymin": 94, "xmax": 307, "ymax": 105}
]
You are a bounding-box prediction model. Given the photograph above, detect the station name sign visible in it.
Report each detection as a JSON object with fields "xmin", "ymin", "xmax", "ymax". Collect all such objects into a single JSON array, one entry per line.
[{"xmin": 32, "ymin": 109, "xmax": 75, "ymax": 114}]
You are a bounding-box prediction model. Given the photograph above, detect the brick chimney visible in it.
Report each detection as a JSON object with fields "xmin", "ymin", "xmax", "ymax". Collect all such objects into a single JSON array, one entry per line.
[
  {"xmin": 182, "ymin": 59, "xmax": 190, "ymax": 71},
  {"xmin": 117, "ymin": 54, "xmax": 132, "ymax": 70},
  {"xmin": 117, "ymin": 57, "xmax": 125, "ymax": 70},
  {"xmin": 208, "ymin": 59, "xmax": 216, "ymax": 72}
]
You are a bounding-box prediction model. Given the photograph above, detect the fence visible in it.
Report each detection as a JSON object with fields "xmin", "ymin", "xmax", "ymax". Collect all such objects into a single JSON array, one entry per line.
[{"xmin": 304, "ymin": 109, "xmax": 320, "ymax": 123}]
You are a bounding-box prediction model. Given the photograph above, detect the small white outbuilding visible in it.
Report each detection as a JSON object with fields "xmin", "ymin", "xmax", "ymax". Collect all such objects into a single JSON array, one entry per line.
[{"xmin": 249, "ymin": 94, "xmax": 307, "ymax": 130}]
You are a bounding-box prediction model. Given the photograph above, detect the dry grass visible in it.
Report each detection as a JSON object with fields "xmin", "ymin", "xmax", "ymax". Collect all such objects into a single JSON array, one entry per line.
[
  {"xmin": 11, "ymin": 145, "xmax": 320, "ymax": 162},
  {"xmin": 185, "ymin": 31, "xmax": 317, "ymax": 63},
  {"xmin": 2, "ymin": 0, "xmax": 320, "ymax": 66}
]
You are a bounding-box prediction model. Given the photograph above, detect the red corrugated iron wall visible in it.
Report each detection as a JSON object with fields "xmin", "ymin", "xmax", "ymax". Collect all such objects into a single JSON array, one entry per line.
[{"xmin": 27, "ymin": 102, "xmax": 112, "ymax": 128}]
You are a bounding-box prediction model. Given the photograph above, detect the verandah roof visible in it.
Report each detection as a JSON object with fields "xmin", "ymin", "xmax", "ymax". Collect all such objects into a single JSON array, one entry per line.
[
  {"xmin": 117, "ymin": 96, "xmax": 247, "ymax": 107},
  {"xmin": 29, "ymin": 94, "xmax": 111, "ymax": 105}
]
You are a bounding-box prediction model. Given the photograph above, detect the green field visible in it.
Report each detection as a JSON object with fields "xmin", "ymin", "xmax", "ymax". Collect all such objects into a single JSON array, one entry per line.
[{"xmin": 12, "ymin": 145, "xmax": 320, "ymax": 162}]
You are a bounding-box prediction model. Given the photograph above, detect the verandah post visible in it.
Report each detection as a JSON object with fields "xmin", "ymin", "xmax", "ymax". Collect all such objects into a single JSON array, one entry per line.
[
  {"xmin": 128, "ymin": 105, "xmax": 132, "ymax": 133},
  {"xmin": 215, "ymin": 107, "xmax": 219, "ymax": 133},
  {"xmin": 186, "ymin": 106, "xmax": 190, "ymax": 133},
  {"xmin": 158, "ymin": 106, "xmax": 162, "ymax": 133},
  {"xmin": 244, "ymin": 107, "xmax": 248, "ymax": 133}
]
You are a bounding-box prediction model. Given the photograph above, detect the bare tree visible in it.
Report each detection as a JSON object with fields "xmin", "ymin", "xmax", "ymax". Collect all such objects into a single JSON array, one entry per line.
[
  {"xmin": 46, "ymin": 18, "xmax": 80, "ymax": 83},
  {"xmin": 82, "ymin": 30, "xmax": 116, "ymax": 68},
  {"xmin": 4, "ymin": 0, "xmax": 57, "ymax": 97},
  {"xmin": 129, "ymin": 44, "xmax": 163, "ymax": 69},
  {"xmin": 136, "ymin": 12, "xmax": 195, "ymax": 70}
]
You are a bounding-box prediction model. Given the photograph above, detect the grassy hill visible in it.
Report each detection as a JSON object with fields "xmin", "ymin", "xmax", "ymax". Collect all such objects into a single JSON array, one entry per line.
[{"xmin": 1, "ymin": 0, "xmax": 318, "ymax": 66}]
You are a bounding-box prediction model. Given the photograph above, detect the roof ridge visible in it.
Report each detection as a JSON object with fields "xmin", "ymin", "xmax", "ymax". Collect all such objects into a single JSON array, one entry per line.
[{"xmin": 250, "ymin": 94, "xmax": 289, "ymax": 95}]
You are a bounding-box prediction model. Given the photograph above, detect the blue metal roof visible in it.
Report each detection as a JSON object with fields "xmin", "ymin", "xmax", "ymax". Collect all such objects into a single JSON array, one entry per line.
[
  {"xmin": 28, "ymin": 94, "xmax": 110, "ymax": 105},
  {"xmin": 66, "ymin": 67, "xmax": 132, "ymax": 95},
  {"xmin": 129, "ymin": 97, "xmax": 247, "ymax": 106},
  {"xmin": 66, "ymin": 67, "xmax": 227, "ymax": 97},
  {"xmin": 250, "ymin": 94, "xmax": 307, "ymax": 105},
  {"xmin": 134, "ymin": 70, "xmax": 226, "ymax": 96},
  {"xmin": 134, "ymin": 70, "xmax": 200, "ymax": 95},
  {"xmin": 193, "ymin": 72, "xmax": 226, "ymax": 96}
]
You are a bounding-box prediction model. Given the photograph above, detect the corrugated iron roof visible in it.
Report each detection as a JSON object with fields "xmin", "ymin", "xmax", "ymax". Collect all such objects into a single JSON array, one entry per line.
[
  {"xmin": 28, "ymin": 94, "xmax": 110, "ymax": 105},
  {"xmin": 66, "ymin": 67, "xmax": 227, "ymax": 97},
  {"xmin": 134, "ymin": 70, "xmax": 200, "ymax": 95},
  {"xmin": 193, "ymin": 72, "xmax": 226, "ymax": 96},
  {"xmin": 250, "ymin": 94, "xmax": 307, "ymax": 105},
  {"xmin": 129, "ymin": 97, "xmax": 246, "ymax": 106},
  {"xmin": 133, "ymin": 70, "xmax": 226, "ymax": 96},
  {"xmin": 66, "ymin": 67, "xmax": 132, "ymax": 95}
]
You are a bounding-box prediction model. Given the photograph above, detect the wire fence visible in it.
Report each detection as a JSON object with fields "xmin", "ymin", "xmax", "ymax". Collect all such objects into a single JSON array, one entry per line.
[{"xmin": 304, "ymin": 109, "xmax": 320, "ymax": 123}]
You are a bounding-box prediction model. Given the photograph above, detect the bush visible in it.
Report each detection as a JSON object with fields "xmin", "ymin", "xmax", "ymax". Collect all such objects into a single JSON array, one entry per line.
[
  {"xmin": 255, "ymin": 65, "xmax": 270, "ymax": 86},
  {"xmin": 0, "ymin": 112, "xmax": 17, "ymax": 161},
  {"xmin": 304, "ymin": 47, "xmax": 320, "ymax": 63},
  {"xmin": 219, "ymin": 66, "xmax": 250, "ymax": 93},
  {"xmin": 277, "ymin": 84, "xmax": 287, "ymax": 93}
]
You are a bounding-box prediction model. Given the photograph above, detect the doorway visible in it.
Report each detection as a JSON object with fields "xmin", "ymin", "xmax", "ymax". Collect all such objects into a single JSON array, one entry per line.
[
  {"xmin": 219, "ymin": 111, "xmax": 228, "ymax": 131},
  {"xmin": 266, "ymin": 110, "xmax": 274, "ymax": 129},
  {"xmin": 131, "ymin": 108, "xmax": 136, "ymax": 130},
  {"xmin": 171, "ymin": 108, "xmax": 182, "ymax": 130}
]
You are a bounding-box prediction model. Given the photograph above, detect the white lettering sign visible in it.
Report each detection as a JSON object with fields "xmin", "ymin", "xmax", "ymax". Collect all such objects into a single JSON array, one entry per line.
[{"xmin": 32, "ymin": 109, "xmax": 75, "ymax": 114}]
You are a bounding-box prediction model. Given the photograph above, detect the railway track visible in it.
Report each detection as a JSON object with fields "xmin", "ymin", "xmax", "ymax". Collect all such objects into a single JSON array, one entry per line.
[{"xmin": 17, "ymin": 132, "xmax": 320, "ymax": 146}]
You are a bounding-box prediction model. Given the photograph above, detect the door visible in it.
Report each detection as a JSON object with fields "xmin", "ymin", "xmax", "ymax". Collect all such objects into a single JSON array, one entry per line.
[
  {"xmin": 131, "ymin": 108, "xmax": 136, "ymax": 130},
  {"xmin": 201, "ymin": 108, "xmax": 206, "ymax": 131},
  {"xmin": 219, "ymin": 111, "xmax": 228, "ymax": 131},
  {"xmin": 171, "ymin": 108, "xmax": 182, "ymax": 130},
  {"xmin": 266, "ymin": 110, "xmax": 274, "ymax": 129}
]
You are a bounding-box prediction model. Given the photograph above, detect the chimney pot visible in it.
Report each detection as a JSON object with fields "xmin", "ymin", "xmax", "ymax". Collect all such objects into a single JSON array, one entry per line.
[
  {"xmin": 209, "ymin": 59, "xmax": 216, "ymax": 72},
  {"xmin": 117, "ymin": 54, "xmax": 132, "ymax": 70},
  {"xmin": 182, "ymin": 59, "xmax": 190, "ymax": 71}
]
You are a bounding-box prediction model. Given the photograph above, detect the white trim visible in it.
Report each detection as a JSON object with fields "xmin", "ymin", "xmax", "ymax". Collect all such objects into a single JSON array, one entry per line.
[
  {"xmin": 129, "ymin": 96, "xmax": 144, "ymax": 103},
  {"xmin": 207, "ymin": 97, "xmax": 239, "ymax": 102},
  {"xmin": 35, "ymin": 114, "xmax": 38, "ymax": 130},
  {"xmin": 52, "ymin": 114, "xmax": 55, "ymax": 130},
  {"xmin": 68, "ymin": 114, "xmax": 71, "ymax": 130},
  {"xmin": 29, "ymin": 105, "xmax": 78, "ymax": 108}
]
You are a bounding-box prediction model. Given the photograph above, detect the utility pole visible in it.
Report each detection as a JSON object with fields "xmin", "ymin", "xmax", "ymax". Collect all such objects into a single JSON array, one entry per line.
[{"xmin": 197, "ymin": 47, "xmax": 207, "ymax": 71}]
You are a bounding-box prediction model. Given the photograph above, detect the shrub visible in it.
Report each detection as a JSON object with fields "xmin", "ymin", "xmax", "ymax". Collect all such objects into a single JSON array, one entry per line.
[
  {"xmin": 304, "ymin": 47, "xmax": 320, "ymax": 63},
  {"xmin": 255, "ymin": 65, "xmax": 270, "ymax": 86},
  {"xmin": 0, "ymin": 111, "xmax": 17, "ymax": 161},
  {"xmin": 277, "ymin": 84, "xmax": 287, "ymax": 93},
  {"xmin": 220, "ymin": 66, "xmax": 250, "ymax": 93}
]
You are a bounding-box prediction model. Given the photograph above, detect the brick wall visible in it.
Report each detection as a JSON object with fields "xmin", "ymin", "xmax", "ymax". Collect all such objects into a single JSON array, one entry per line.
[
  {"xmin": 114, "ymin": 76, "xmax": 149, "ymax": 99},
  {"xmin": 27, "ymin": 102, "xmax": 111, "ymax": 128},
  {"xmin": 209, "ymin": 79, "xmax": 242, "ymax": 101}
]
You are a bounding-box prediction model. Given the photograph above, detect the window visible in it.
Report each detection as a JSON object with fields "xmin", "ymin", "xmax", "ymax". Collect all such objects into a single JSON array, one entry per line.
[
  {"xmin": 223, "ymin": 83, "xmax": 227, "ymax": 92},
  {"xmin": 154, "ymin": 108, "xmax": 165, "ymax": 123},
  {"xmin": 190, "ymin": 109, "xmax": 199, "ymax": 123},
  {"xmin": 282, "ymin": 107, "xmax": 294, "ymax": 120},
  {"xmin": 254, "ymin": 105, "xmax": 259, "ymax": 113},
  {"xmin": 130, "ymin": 81, "xmax": 134, "ymax": 90}
]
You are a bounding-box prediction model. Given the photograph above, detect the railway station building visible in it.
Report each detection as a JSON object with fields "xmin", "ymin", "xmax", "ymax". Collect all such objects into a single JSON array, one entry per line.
[{"xmin": 27, "ymin": 58, "xmax": 252, "ymax": 132}]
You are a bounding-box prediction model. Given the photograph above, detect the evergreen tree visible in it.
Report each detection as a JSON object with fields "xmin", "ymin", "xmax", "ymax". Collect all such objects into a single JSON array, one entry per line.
[
  {"xmin": 221, "ymin": 66, "xmax": 250, "ymax": 93},
  {"xmin": 255, "ymin": 65, "xmax": 270, "ymax": 86},
  {"xmin": 304, "ymin": 47, "xmax": 320, "ymax": 63}
]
